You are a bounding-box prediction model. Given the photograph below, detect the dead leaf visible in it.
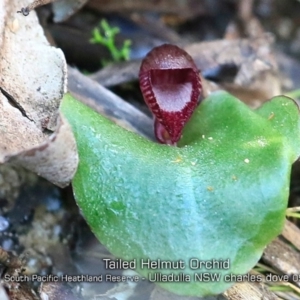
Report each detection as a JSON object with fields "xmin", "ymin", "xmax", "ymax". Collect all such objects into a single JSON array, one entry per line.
[
  {"xmin": 87, "ymin": 0, "xmax": 206, "ymax": 19},
  {"xmin": 185, "ymin": 36, "xmax": 277, "ymax": 84},
  {"xmin": 89, "ymin": 60, "xmax": 141, "ymax": 87},
  {"xmin": 262, "ymin": 238, "xmax": 300, "ymax": 288},
  {"xmin": 282, "ymin": 220, "xmax": 300, "ymax": 252},
  {"xmin": 223, "ymin": 282, "xmax": 278, "ymax": 300},
  {"xmin": 0, "ymin": 0, "xmax": 78, "ymax": 187}
]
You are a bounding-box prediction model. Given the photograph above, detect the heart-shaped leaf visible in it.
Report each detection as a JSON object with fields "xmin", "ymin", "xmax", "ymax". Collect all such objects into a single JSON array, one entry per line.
[
  {"xmin": 139, "ymin": 44, "xmax": 202, "ymax": 144},
  {"xmin": 61, "ymin": 91, "xmax": 300, "ymax": 297}
]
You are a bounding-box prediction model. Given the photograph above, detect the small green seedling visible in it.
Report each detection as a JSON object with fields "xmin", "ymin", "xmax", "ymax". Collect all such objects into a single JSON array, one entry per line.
[{"xmin": 90, "ymin": 19, "xmax": 131, "ymax": 65}]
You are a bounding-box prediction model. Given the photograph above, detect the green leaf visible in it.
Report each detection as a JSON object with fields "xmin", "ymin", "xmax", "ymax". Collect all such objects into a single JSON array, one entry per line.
[
  {"xmin": 255, "ymin": 95, "xmax": 300, "ymax": 159},
  {"xmin": 60, "ymin": 91, "xmax": 300, "ymax": 297}
]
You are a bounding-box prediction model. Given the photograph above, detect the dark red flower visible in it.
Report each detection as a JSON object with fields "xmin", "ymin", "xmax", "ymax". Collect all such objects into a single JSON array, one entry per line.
[{"xmin": 139, "ymin": 44, "xmax": 202, "ymax": 145}]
